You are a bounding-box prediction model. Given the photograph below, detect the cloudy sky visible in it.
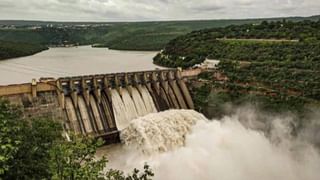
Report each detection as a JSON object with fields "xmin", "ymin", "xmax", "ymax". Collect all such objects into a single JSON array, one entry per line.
[{"xmin": 0, "ymin": 0, "xmax": 319, "ymax": 21}]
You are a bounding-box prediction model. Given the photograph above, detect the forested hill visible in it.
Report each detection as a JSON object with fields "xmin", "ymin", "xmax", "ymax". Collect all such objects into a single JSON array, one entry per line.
[
  {"xmin": 0, "ymin": 41, "xmax": 48, "ymax": 60},
  {"xmin": 156, "ymin": 19, "xmax": 320, "ymax": 119},
  {"xmin": 154, "ymin": 19, "xmax": 320, "ymax": 68},
  {"xmin": 0, "ymin": 27, "xmax": 108, "ymax": 60}
]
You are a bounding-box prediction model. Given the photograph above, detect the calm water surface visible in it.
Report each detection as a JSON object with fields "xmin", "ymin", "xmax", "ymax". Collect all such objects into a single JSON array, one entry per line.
[{"xmin": 0, "ymin": 46, "xmax": 163, "ymax": 85}]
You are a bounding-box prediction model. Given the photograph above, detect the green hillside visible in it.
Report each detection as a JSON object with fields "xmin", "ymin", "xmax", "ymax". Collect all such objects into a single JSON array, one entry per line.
[
  {"xmin": 0, "ymin": 27, "xmax": 108, "ymax": 45},
  {"xmin": 153, "ymin": 19, "xmax": 320, "ymax": 118},
  {"xmin": 154, "ymin": 20, "xmax": 320, "ymax": 67},
  {"xmin": 0, "ymin": 41, "xmax": 48, "ymax": 60},
  {"xmin": 0, "ymin": 27, "xmax": 108, "ymax": 59}
]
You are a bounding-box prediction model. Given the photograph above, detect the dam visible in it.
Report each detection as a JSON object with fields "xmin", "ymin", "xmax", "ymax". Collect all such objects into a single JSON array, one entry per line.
[{"xmin": 0, "ymin": 68, "xmax": 200, "ymax": 144}]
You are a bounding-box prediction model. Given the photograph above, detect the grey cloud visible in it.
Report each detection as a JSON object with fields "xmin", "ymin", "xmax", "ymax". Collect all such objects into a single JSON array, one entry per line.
[
  {"xmin": 0, "ymin": 0, "xmax": 319, "ymax": 21},
  {"xmin": 235, "ymin": 0, "xmax": 254, "ymax": 6},
  {"xmin": 192, "ymin": 5, "xmax": 224, "ymax": 12},
  {"xmin": 0, "ymin": 1, "xmax": 16, "ymax": 8}
]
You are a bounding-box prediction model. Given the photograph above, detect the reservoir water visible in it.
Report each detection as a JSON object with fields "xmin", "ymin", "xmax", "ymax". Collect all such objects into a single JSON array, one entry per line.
[{"xmin": 0, "ymin": 46, "xmax": 162, "ymax": 85}]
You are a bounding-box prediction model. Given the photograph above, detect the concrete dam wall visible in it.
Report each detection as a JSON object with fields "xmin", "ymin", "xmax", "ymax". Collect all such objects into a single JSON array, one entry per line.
[{"xmin": 0, "ymin": 69, "xmax": 199, "ymax": 143}]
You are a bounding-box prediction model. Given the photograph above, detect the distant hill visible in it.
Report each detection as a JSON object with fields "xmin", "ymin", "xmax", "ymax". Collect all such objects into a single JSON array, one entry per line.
[
  {"xmin": 83, "ymin": 14, "xmax": 320, "ymax": 51},
  {"xmin": 0, "ymin": 14, "xmax": 319, "ymax": 55},
  {"xmin": 0, "ymin": 14, "xmax": 319, "ymax": 26},
  {"xmin": 0, "ymin": 20, "xmax": 113, "ymax": 27}
]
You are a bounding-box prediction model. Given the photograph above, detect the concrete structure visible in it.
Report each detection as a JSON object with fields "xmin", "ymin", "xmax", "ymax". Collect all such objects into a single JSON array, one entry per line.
[{"xmin": 0, "ymin": 68, "xmax": 198, "ymax": 144}]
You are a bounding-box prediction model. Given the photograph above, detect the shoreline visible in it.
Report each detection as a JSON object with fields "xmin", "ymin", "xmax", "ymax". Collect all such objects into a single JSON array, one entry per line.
[
  {"xmin": 0, "ymin": 47, "xmax": 49, "ymax": 61},
  {"xmin": 1, "ymin": 45, "xmax": 160, "ymax": 61},
  {"xmin": 92, "ymin": 45, "xmax": 161, "ymax": 52}
]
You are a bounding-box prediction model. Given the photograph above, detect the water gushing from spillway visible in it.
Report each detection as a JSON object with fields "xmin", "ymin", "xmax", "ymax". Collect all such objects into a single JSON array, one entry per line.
[
  {"xmin": 111, "ymin": 89, "xmax": 129, "ymax": 130},
  {"xmin": 131, "ymin": 87, "xmax": 148, "ymax": 117},
  {"xmin": 99, "ymin": 109, "xmax": 320, "ymax": 180},
  {"xmin": 121, "ymin": 110, "xmax": 207, "ymax": 154},
  {"xmin": 60, "ymin": 69, "xmax": 195, "ymax": 136},
  {"xmin": 120, "ymin": 88, "xmax": 139, "ymax": 121},
  {"xmin": 139, "ymin": 86, "xmax": 157, "ymax": 114},
  {"xmin": 111, "ymin": 86, "xmax": 158, "ymax": 130}
]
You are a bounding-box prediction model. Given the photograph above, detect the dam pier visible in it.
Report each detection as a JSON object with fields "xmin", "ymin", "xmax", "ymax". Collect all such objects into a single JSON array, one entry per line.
[{"xmin": 0, "ymin": 69, "xmax": 200, "ymax": 144}]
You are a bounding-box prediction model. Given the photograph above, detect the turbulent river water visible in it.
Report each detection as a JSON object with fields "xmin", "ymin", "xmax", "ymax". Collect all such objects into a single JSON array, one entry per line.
[
  {"xmin": 0, "ymin": 46, "xmax": 162, "ymax": 85},
  {"xmin": 98, "ymin": 109, "xmax": 320, "ymax": 180}
]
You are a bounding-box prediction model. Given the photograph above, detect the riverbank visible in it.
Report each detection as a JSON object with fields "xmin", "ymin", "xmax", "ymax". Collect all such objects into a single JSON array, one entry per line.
[
  {"xmin": 0, "ymin": 42, "xmax": 159, "ymax": 61},
  {"xmin": 91, "ymin": 44, "xmax": 161, "ymax": 51},
  {"xmin": 0, "ymin": 41, "xmax": 48, "ymax": 60}
]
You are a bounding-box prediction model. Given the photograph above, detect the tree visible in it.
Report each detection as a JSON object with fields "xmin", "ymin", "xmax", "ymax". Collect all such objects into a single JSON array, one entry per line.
[
  {"xmin": 5, "ymin": 118, "xmax": 63, "ymax": 179},
  {"xmin": 50, "ymin": 135, "xmax": 154, "ymax": 180},
  {"xmin": 0, "ymin": 99, "xmax": 63, "ymax": 179},
  {"xmin": 50, "ymin": 135, "xmax": 107, "ymax": 180},
  {"xmin": 0, "ymin": 99, "xmax": 154, "ymax": 180},
  {"xmin": 105, "ymin": 164, "xmax": 154, "ymax": 180},
  {"xmin": 0, "ymin": 99, "xmax": 23, "ymax": 175}
]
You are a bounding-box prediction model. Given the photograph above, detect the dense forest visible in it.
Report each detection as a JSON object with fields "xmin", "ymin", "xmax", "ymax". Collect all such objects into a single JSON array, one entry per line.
[
  {"xmin": 0, "ymin": 27, "xmax": 108, "ymax": 60},
  {"xmin": 0, "ymin": 41, "xmax": 48, "ymax": 60},
  {"xmin": 191, "ymin": 60, "xmax": 320, "ymax": 125},
  {"xmin": 153, "ymin": 19, "xmax": 320, "ymax": 119},
  {"xmin": 154, "ymin": 20, "xmax": 320, "ymax": 68},
  {"xmin": 0, "ymin": 27, "xmax": 108, "ymax": 45}
]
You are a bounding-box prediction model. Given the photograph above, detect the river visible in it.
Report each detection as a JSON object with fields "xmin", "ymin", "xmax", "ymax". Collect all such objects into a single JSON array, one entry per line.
[
  {"xmin": 98, "ymin": 109, "xmax": 320, "ymax": 180},
  {"xmin": 0, "ymin": 46, "xmax": 163, "ymax": 85}
]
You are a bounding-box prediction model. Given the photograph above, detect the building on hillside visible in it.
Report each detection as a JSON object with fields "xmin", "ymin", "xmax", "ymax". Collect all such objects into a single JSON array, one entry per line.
[{"xmin": 193, "ymin": 59, "xmax": 220, "ymax": 69}]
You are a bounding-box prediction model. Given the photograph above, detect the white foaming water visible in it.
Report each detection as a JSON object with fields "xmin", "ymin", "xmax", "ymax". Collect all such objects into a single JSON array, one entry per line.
[
  {"xmin": 111, "ymin": 87, "xmax": 158, "ymax": 130},
  {"xmin": 131, "ymin": 87, "xmax": 148, "ymax": 117},
  {"xmin": 100, "ymin": 109, "xmax": 320, "ymax": 180},
  {"xmin": 121, "ymin": 110, "xmax": 207, "ymax": 154},
  {"xmin": 120, "ymin": 88, "xmax": 139, "ymax": 121},
  {"xmin": 111, "ymin": 89, "xmax": 129, "ymax": 130},
  {"xmin": 139, "ymin": 85, "xmax": 158, "ymax": 113}
]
